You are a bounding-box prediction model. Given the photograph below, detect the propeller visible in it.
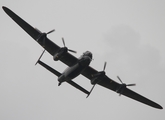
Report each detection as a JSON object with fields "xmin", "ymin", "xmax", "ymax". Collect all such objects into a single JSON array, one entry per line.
[
  {"xmin": 35, "ymin": 49, "xmax": 46, "ymax": 65},
  {"xmin": 46, "ymin": 29, "xmax": 55, "ymax": 35},
  {"xmin": 87, "ymin": 62, "xmax": 107, "ymax": 98},
  {"xmin": 117, "ymin": 76, "xmax": 136, "ymax": 96},
  {"xmin": 86, "ymin": 84, "xmax": 95, "ymax": 98},
  {"xmin": 117, "ymin": 76, "xmax": 136, "ymax": 87},
  {"xmin": 62, "ymin": 37, "xmax": 77, "ymax": 53},
  {"xmin": 35, "ymin": 29, "xmax": 55, "ymax": 49},
  {"xmin": 92, "ymin": 62, "xmax": 106, "ymax": 78},
  {"xmin": 103, "ymin": 61, "xmax": 107, "ymax": 71},
  {"xmin": 36, "ymin": 29, "xmax": 55, "ymax": 42}
]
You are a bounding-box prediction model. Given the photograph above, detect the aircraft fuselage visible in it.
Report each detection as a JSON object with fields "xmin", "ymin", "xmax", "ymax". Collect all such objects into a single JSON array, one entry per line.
[{"xmin": 58, "ymin": 51, "xmax": 92, "ymax": 85}]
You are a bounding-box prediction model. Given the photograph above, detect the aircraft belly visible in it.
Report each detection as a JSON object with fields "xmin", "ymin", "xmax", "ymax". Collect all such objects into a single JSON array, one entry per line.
[
  {"xmin": 67, "ymin": 64, "xmax": 85, "ymax": 79},
  {"xmin": 63, "ymin": 63, "xmax": 84, "ymax": 79}
]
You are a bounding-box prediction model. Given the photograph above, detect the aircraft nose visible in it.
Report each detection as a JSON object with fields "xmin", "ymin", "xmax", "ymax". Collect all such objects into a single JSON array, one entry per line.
[{"xmin": 79, "ymin": 56, "xmax": 91, "ymax": 66}]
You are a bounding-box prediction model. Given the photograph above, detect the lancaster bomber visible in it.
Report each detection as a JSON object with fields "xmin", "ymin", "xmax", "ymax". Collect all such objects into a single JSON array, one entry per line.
[{"xmin": 2, "ymin": 6, "xmax": 163, "ymax": 109}]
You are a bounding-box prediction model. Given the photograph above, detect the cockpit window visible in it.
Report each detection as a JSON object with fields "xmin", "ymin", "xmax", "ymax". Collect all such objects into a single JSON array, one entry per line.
[{"xmin": 83, "ymin": 51, "xmax": 92, "ymax": 59}]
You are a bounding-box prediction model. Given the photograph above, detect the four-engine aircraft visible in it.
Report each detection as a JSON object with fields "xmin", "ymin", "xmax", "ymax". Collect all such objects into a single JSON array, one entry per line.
[{"xmin": 2, "ymin": 6, "xmax": 163, "ymax": 109}]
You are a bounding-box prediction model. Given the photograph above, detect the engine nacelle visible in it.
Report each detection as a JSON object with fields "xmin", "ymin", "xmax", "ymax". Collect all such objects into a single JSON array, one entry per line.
[
  {"xmin": 53, "ymin": 47, "xmax": 68, "ymax": 61},
  {"xmin": 116, "ymin": 84, "xmax": 127, "ymax": 95},
  {"xmin": 91, "ymin": 77, "xmax": 99, "ymax": 85},
  {"xmin": 91, "ymin": 71, "xmax": 105, "ymax": 85}
]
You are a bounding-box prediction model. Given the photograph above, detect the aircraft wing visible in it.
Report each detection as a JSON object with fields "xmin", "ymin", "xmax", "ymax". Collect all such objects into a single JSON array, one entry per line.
[
  {"xmin": 81, "ymin": 66, "xmax": 163, "ymax": 109},
  {"xmin": 2, "ymin": 6, "xmax": 77, "ymax": 67},
  {"xmin": 121, "ymin": 87, "xmax": 163, "ymax": 109}
]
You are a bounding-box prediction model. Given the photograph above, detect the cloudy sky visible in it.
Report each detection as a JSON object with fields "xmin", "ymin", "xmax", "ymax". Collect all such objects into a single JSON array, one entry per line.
[{"xmin": 1, "ymin": 0, "xmax": 165, "ymax": 120}]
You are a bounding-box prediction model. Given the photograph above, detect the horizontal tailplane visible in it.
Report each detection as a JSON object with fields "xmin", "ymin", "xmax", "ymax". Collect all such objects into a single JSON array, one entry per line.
[
  {"xmin": 37, "ymin": 60, "xmax": 90, "ymax": 96},
  {"xmin": 37, "ymin": 60, "xmax": 61, "ymax": 77}
]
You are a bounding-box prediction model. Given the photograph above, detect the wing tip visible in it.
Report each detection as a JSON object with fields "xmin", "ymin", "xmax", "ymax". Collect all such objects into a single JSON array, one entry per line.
[
  {"xmin": 2, "ymin": 6, "xmax": 7, "ymax": 11},
  {"xmin": 157, "ymin": 105, "xmax": 163, "ymax": 109},
  {"xmin": 2, "ymin": 6, "xmax": 6, "ymax": 9},
  {"xmin": 2, "ymin": 6, "xmax": 11, "ymax": 15},
  {"xmin": 152, "ymin": 102, "xmax": 163, "ymax": 109}
]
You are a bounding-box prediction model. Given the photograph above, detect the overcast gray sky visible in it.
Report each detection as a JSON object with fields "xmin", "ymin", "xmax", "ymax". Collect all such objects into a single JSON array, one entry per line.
[{"xmin": 1, "ymin": 0, "xmax": 165, "ymax": 120}]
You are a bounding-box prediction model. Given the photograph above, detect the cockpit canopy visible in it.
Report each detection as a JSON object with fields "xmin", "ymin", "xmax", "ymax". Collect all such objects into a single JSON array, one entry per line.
[{"xmin": 83, "ymin": 51, "xmax": 93, "ymax": 60}]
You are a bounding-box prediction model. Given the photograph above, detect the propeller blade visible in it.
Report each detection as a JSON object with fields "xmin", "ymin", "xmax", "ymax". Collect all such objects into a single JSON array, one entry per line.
[
  {"xmin": 92, "ymin": 72, "xmax": 101, "ymax": 77},
  {"xmin": 126, "ymin": 84, "xmax": 136, "ymax": 86},
  {"xmin": 35, "ymin": 49, "xmax": 45, "ymax": 65},
  {"xmin": 86, "ymin": 84, "xmax": 96, "ymax": 98},
  {"xmin": 103, "ymin": 62, "xmax": 107, "ymax": 71},
  {"xmin": 62, "ymin": 37, "xmax": 65, "ymax": 47},
  {"xmin": 61, "ymin": 37, "xmax": 77, "ymax": 53},
  {"xmin": 68, "ymin": 49, "xmax": 77, "ymax": 53},
  {"xmin": 47, "ymin": 29, "xmax": 55, "ymax": 34},
  {"xmin": 117, "ymin": 76, "xmax": 123, "ymax": 84}
]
